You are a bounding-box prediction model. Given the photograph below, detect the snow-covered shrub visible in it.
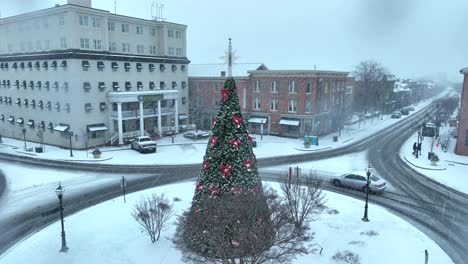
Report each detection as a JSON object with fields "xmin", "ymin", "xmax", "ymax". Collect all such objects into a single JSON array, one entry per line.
[{"xmin": 331, "ymin": 250, "xmax": 361, "ymax": 264}]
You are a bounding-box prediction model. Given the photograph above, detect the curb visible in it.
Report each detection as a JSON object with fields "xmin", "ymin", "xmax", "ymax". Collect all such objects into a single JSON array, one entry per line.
[
  {"xmin": 293, "ymin": 146, "xmax": 332, "ymax": 152},
  {"xmin": 403, "ymin": 156, "xmax": 446, "ymax": 171}
]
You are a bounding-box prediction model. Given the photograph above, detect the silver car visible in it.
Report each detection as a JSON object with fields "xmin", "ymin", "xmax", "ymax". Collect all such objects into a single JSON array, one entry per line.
[{"xmin": 332, "ymin": 172, "xmax": 387, "ymax": 193}]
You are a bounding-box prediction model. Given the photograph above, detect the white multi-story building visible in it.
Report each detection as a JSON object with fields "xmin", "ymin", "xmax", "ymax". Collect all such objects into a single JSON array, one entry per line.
[{"xmin": 0, "ymin": 0, "xmax": 189, "ymax": 149}]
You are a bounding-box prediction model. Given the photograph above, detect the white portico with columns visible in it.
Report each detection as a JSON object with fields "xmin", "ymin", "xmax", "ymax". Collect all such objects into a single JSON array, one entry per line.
[{"xmin": 108, "ymin": 90, "xmax": 180, "ymax": 145}]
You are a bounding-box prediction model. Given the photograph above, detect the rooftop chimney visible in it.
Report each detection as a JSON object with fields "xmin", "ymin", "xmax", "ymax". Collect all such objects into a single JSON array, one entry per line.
[{"xmin": 67, "ymin": 0, "xmax": 92, "ymax": 8}]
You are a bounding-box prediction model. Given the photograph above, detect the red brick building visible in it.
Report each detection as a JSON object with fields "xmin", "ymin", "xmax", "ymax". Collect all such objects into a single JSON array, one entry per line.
[
  {"xmin": 456, "ymin": 67, "xmax": 468, "ymax": 155},
  {"xmin": 188, "ymin": 64, "xmax": 349, "ymax": 138}
]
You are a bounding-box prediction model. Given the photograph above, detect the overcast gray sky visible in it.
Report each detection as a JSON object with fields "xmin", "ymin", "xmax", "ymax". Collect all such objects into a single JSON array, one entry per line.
[{"xmin": 1, "ymin": 0, "xmax": 467, "ymax": 81}]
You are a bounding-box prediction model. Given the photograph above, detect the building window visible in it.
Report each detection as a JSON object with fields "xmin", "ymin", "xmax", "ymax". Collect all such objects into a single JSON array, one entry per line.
[
  {"xmin": 151, "ymin": 27, "xmax": 156, "ymax": 36},
  {"xmin": 97, "ymin": 61, "xmax": 105, "ymax": 71},
  {"xmin": 80, "ymin": 38, "xmax": 90, "ymax": 49},
  {"xmin": 83, "ymin": 82, "xmax": 91, "ymax": 91},
  {"xmin": 149, "ymin": 63, "xmax": 155, "ymax": 72},
  {"xmin": 59, "ymin": 15, "xmax": 65, "ymax": 25},
  {"xmin": 137, "ymin": 82, "xmax": 143, "ymax": 90},
  {"xmin": 44, "ymin": 40, "xmax": 50, "ymax": 50},
  {"xmin": 160, "ymin": 64, "xmax": 166, "ymax": 72},
  {"xmin": 253, "ymin": 97, "xmax": 261, "ymax": 110},
  {"xmin": 306, "ymin": 81, "xmax": 312, "ymax": 94},
  {"xmin": 82, "ymin": 60, "xmax": 90, "ymax": 71},
  {"xmin": 176, "ymin": 48, "xmax": 182, "ymax": 56},
  {"xmin": 85, "ymin": 103, "xmax": 92, "ymax": 112},
  {"xmin": 121, "ymin": 23, "xmax": 129, "ymax": 33},
  {"xmin": 54, "ymin": 102, "xmax": 60, "ymax": 111},
  {"xmin": 122, "ymin": 43, "xmax": 130, "ymax": 53},
  {"xmin": 149, "ymin": 45, "xmax": 157, "ymax": 55},
  {"xmin": 270, "ymin": 98, "xmax": 278, "ymax": 111},
  {"xmin": 288, "ymin": 81, "xmax": 297, "ymax": 93},
  {"xmin": 160, "ymin": 81, "xmax": 166, "ymax": 89},
  {"xmin": 43, "ymin": 18, "xmax": 49, "ymax": 28},
  {"xmin": 254, "ymin": 80, "xmax": 261, "ymax": 92},
  {"xmin": 92, "ymin": 17, "xmax": 102, "ymax": 28},
  {"xmin": 125, "ymin": 81, "xmax": 132, "ymax": 91},
  {"xmin": 172, "ymin": 65, "xmax": 177, "ymax": 72},
  {"xmin": 113, "ymin": 82, "xmax": 120, "ymax": 91},
  {"xmin": 64, "ymin": 103, "xmax": 70, "ymax": 112},
  {"xmin": 271, "ymin": 81, "xmax": 278, "ymax": 93},
  {"xmin": 136, "ymin": 63, "xmax": 143, "ymax": 72},
  {"xmin": 149, "ymin": 81, "xmax": 155, "ymax": 90},
  {"xmin": 79, "ymin": 15, "xmax": 88, "ymax": 26},
  {"xmin": 60, "ymin": 38, "xmax": 67, "ymax": 49},
  {"xmin": 288, "ymin": 99, "xmax": 297, "ymax": 112},
  {"xmin": 305, "ymin": 100, "xmax": 312, "ymax": 113},
  {"xmin": 93, "ymin": 39, "xmax": 102, "ymax": 50},
  {"xmin": 168, "ymin": 29, "xmax": 174, "ymax": 38},
  {"xmin": 465, "ymin": 130, "xmax": 468, "ymax": 146},
  {"xmin": 136, "ymin": 25, "xmax": 143, "ymax": 35},
  {"xmin": 168, "ymin": 47, "xmax": 175, "ymax": 55},
  {"xmin": 124, "ymin": 62, "xmax": 131, "ymax": 72},
  {"xmin": 109, "ymin": 41, "xmax": 117, "ymax": 51},
  {"xmin": 324, "ymin": 82, "xmax": 329, "ymax": 93},
  {"xmin": 176, "ymin": 31, "xmax": 182, "ymax": 39},
  {"xmin": 172, "ymin": 81, "xmax": 178, "ymax": 89},
  {"xmin": 112, "ymin": 62, "xmax": 119, "ymax": 72},
  {"xmin": 137, "ymin": 45, "xmax": 144, "ymax": 54},
  {"xmin": 36, "ymin": 40, "xmax": 42, "ymax": 51},
  {"xmin": 108, "ymin": 21, "xmax": 115, "ymax": 31},
  {"xmin": 100, "ymin": 102, "xmax": 107, "ymax": 111},
  {"xmin": 98, "ymin": 82, "xmax": 106, "ymax": 91}
]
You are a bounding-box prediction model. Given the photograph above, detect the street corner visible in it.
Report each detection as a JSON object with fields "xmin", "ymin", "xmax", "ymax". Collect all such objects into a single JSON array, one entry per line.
[{"xmin": 403, "ymin": 156, "xmax": 447, "ymax": 171}]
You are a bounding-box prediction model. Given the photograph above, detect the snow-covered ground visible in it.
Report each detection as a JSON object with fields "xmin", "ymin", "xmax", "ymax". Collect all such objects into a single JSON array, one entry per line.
[
  {"xmin": 399, "ymin": 123, "xmax": 468, "ymax": 195},
  {"xmin": 0, "ymin": 99, "xmax": 433, "ymax": 165},
  {"xmin": 0, "ymin": 181, "xmax": 452, "ymax": 264}
]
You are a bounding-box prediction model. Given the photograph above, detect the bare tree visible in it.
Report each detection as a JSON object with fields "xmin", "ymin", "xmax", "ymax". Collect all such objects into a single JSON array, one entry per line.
[
  {"xmin": 353, "ymin": 60, "xmax": 391, "ymax": 114},
  {"xmin": 280, "ymin": 173, "xmax": 326, "ymax": 230},
  {"xmin": 132, "ymin": 193, "xmax": 174, "ymax": 243},
  {"xmin": 173, "ymin": 188, "xmax": 313, "ymax": 264}
]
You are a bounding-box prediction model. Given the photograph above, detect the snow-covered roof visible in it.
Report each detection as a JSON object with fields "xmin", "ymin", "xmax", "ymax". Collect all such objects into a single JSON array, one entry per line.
[
  {"xmin": 460, "ymin": 67, "xmax": 468, "ymax": 74},
  {"xmin": 188, "ymin": 63, "xmax": 268, "ymax": 77}
]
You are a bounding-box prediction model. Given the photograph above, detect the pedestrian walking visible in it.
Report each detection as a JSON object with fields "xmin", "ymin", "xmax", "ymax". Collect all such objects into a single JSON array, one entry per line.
[{"xmin": 412, "ymin": 142, "xmax": 417, "ymax": 156}]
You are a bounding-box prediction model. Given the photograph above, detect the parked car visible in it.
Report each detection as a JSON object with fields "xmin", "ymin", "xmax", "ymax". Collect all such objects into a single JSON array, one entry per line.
[
  {"xmin": 400, "ymin": 108, "xmax": 409, "ymax": 115},
  {"xmin": 391, "ymin": 111, "xmax": 402, "ymax": 118},
  {"xmin": 331, "ymin": 172, "xmax": 387, "ymax": 194},
  {"xmin": 130, "ymin": 136, "xmax": 157, "ymax": 153},
  {"xmin": 407, "ymin": 106, "xmax": 415, "ymax": 111},
  {"xmin": 450, "ymin": 128, "xmax": 458, "ymax": 138},
  {"xmin": 183, "ymin": 130, "xmax": 211, "ymax": 139}
]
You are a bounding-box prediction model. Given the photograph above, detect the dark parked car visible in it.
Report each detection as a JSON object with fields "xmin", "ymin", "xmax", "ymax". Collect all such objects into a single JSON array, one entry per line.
[
  {"xmin": 391, "ymin": 111, "xmax": 402, "ymax": 118},
  {"xmin": 400, "ymin": 108, "xmax": 409, "ymax": 115}
]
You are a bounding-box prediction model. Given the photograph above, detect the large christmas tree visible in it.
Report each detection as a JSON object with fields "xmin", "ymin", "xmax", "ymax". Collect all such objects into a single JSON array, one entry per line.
[
  {"xmin": 194, "ymin": 77, "xmax": 263, "ymax": 201},
  {"xmin": 175, "ymin": 78, "xmax": 273, "ymax": 261}
]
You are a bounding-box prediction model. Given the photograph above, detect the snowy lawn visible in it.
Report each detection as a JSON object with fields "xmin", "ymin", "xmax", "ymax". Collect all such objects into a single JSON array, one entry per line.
[
  {"xmin": 399, "ymin": 124, "xmax": 468, "ymax": 195},
  {"xmin": 0, "ymin": 181, "xmax": 452, "ymax": 264},
  {"xmin": 0, "ymin": 98, "xmax": 434, "ymax": 165}
]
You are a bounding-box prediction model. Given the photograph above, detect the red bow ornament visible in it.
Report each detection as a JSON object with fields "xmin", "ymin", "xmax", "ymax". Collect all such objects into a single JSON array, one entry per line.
[
  {"xmin": 244, "ymin": 160, "xmax": 252, "ymax": 172},
  {"xmin": 230, "ymin": 139, "xmax": 242, "ymax": 151},
  {"xmin": 210, "ymin": 136, "xmax": 218, "ymax": 148},
  {"xmin": 220, "ymin": 89, "xmax": 229, "ymax": 102},
  {"xmin": 220, "ymin": 164, "xmax": 233, "ymax": 179},
  {"xmin": 232, "ymin": 116, "xmax": 243, "ymax": 128}
]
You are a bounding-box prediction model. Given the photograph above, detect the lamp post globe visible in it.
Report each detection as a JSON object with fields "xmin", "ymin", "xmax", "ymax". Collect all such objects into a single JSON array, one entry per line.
[
  {"xmin": 362, "ymin": 162, "xmax": 372, "ymax": 222},
  {"xmin": 55, "ymin": 183, "xmax": 69, "ymax": 252}
]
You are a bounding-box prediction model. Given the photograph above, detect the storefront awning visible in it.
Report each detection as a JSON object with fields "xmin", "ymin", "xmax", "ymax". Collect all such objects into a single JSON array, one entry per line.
[
  {"xmin": 53, "ymin": 125, "xmax": 69, "ymax": 132},
  {"xmin": 279, "ymin": 119, "xmax": 300, "ymax": 126},
  {"xmin": 87, "ymin": 124, "xmax": 108, "ymax": 132},
  {"xmin": 248, "ymin": 117, "xmax": 267, "ymax": 124}
]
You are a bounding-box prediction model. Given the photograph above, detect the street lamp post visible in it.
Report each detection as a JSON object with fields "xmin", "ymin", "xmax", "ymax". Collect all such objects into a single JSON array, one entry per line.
[
  {"xmin": 362, "ymin": 162, "xmax": 372, "ymax": 222},
  {"xmin": 22, "ymin": 128, "xmax": 27, "ymax": 150},
  {"xmin": 260, "ymin": 120, "xmax": 264, "ymax": 141},
  {"xmin": 416, "ymin": 126, "xmax": 421, "ymax": 158},
  {"xmin": 68, "ymin": 131, "xmax": 74, "ymax": 157},
  {"xmin": 55, "ymin": 183, "xmax": 69, "ymax": 252}
]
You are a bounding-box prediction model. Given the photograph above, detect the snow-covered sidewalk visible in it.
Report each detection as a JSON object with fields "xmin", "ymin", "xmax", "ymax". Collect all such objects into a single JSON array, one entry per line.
[
  {"xmin": 0, "ymin": 99, "xmax": 434, "ymax": 166},
  {"xmin": 0, "ymin": 181, "xmax": 452, "ymax": 264},
  {"xmin": 399, "ymin": 123, "xmax": 468, "ymax": 195}
]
